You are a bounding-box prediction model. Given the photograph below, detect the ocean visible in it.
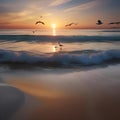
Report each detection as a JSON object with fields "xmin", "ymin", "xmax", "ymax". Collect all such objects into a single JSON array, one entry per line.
[
  {"xmin": 0, "ymin": 29, "xmax": 120, "ymax": 120},
  {"xmin": 0, "ymin": 29, "xmax": 120, "ymax": 68}
]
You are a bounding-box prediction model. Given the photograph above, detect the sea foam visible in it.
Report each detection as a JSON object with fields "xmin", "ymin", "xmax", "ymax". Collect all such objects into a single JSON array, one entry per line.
[{"xmin": 0, "ymin": 49, "xmax": 120, "ymax": 67}]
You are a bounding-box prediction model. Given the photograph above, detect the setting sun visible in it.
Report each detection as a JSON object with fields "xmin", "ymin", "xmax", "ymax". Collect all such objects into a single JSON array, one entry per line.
[{"xmin": 52, "ymin": 23, "xmax": 56, "ymax": 29}]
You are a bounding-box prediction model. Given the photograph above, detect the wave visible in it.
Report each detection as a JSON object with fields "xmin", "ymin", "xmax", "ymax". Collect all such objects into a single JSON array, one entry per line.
[
  {"xmin": 0, "ymin": 49, "xmax": 120, "ymax": 67},
  {"xmin": 0, "ymin": 35, "xmax": 120, "ymax": 43}
]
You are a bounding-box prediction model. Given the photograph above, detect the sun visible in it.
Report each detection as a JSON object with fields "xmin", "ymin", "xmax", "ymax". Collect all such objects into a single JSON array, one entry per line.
[{"xmin": 52, "ymin": 23, "xmax": 56, "ymax": 29}]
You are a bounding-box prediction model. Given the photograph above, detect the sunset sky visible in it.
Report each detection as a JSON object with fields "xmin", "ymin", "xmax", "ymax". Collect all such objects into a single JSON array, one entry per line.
[{"xmin": 0, "ymin": 0, "xmax": 120, "ymax": 29}]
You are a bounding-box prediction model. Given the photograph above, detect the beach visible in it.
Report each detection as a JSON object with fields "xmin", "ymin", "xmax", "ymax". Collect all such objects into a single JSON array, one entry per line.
[
  {"xmin": 0, "ymin": 29, "xmax": 120, "ymax": 120},
  {"xmin": 0, "ymin": 0, "xmax": 120, "ymax": 119},
  {"xmin": 0, "ymin": 64, "xmax": 119, "ymax": 120},
  {"xmin": 0, "ymin": 82, "xmax": 24, "ymax": 120}
]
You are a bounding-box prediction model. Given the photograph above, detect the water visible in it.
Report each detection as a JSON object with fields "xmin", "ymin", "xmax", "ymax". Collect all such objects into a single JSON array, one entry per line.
[
  {"xmin": 0, "ymin": 29, "xmax": 120, "ymax": 120},
  {"xmin": 0, "ymin": 29, "xmax": 120, "ymax": 68}
]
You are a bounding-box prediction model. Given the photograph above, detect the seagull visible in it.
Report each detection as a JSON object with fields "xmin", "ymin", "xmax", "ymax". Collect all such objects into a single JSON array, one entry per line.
[
  {"xmin": 108, "ymin": 22, "xmax": 114, "ymax": 25},
  {"xmin": 40, "ymin": 16, "xmax": 43, "ymax": 18},
  {"xmin": 58, "ymin": 42, "xmax": 63, "ymax": 47},
  {"xmin": 65, "ymin": 22, "xmax": 77, "ymax": 27},
  {"xmin": 115, "ymin": 22, "xmax": 120, "ymax": 24},
  {"xmin": 96, "ymin": 20, "xmax": 103, "ymax": 25},
  {"xmin": 108, "ymin": 22, "xmax": 120, "ymax": 25},
  {"xmin": 54, "ymin": 46, "xmax": 58, "ymax": 49},
  {"xmin": 35, "ymin": 21, "xmax": 45, "ymax": 25},
  {"xmin": 32, "ymin": 30, "xmax": 37, "ymax": 33}
]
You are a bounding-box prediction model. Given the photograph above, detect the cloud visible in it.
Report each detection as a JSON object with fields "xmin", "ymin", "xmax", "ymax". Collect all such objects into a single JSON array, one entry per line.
[
  {"xmin": 0, "ymin": 0, "xmax": 45, "ymax": 14},
  {"xmin": 50, "ymin": 0, "xmax": 72, "ymax": 6},
  {"xmin": 0, "ymin": 4, "xmax": 23, "ymax": 13},
  {"xmin": 64, "ymin": 0, "xmax": 98, "ymax": 12}
]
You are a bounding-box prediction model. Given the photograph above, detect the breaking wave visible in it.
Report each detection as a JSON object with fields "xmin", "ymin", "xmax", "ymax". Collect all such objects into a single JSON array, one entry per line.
[{"xmin": 0, "ymin": 49, "xmax": 120, "ymax": 67}]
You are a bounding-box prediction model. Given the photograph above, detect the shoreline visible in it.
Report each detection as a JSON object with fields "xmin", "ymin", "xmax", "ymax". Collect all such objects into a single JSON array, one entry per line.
[
  {"xmin": 0, "ymin": 83, "xmax": 24, "ymax": 120},
  {"xmin": 3, "ymin": 64, "xmax": 120, "ymax": 120},
  {"xmin": 0, "ymin": 81, "xmax": 41, "ymax": 120}
]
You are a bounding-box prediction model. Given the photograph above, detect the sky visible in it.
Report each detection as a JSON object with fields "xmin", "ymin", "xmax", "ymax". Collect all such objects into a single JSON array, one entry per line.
[{"xmin": 0, "ymin": 0, "xmax": 120, "ymax": 29}]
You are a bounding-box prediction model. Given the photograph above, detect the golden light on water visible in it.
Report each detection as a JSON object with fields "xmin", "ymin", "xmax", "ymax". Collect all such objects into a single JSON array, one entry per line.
[
  {"xmin": 52, "ymin": 23, "xmax": 56, "ymax": 36},
  {"xmin": 52, "ymin": 46, "xmax": 56, "ymax": 52}
]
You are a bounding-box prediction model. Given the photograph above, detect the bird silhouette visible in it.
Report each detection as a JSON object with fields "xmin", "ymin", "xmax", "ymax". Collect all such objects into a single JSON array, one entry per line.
[
  {"xmin": 116, "ymin": 22, "xmax": 120, "ymax": 24},
  {"xmin": 108, "ymin": 22, "xmax": 114, "ymax": 25},
  {"xmin": 35, "ymin": 21, "xmax": 45, "ymax": 25},
  {"xmin": 58, "ymin": 42, "xmax": 63, "ymax": 47},
  {"xmin": 54, "ymin": 46, "xmax": 58, "ymax": 48},
  {"xmin": 65, "ymin": 22, "xmax": 77, "ymax": 27},
  {"xmin": 32, "ymin": 30, "xmax": 37, "ymax": 33},
  {"xmin": 108, "ymin": 22, "xmax": 120, "ymax": 25},
  {"xmin": 96, "ymin": 20, "xmax": 103, "ymax": 25},
  {"xmin": 40, "ymin": 16, "xmax": 43, "ymax": 18}
]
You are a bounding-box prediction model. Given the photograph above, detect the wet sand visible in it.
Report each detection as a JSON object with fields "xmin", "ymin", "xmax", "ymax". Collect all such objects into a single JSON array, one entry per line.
[
  {"xmin": 2, "ymin": 64, "xmax": 120, "ymax": 120},
  {"xmin": 0, "ymin": 84, "xmax": 24, "ymax": 120}
]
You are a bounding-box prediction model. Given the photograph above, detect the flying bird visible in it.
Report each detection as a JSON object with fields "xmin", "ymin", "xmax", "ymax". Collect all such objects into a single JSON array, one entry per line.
[
  {"xmin": 116, "ymin": 22, "xmax": 120, "ymax": 24},
  {"xmin": 32, "ymin": 30, "xmax": 37, "ymax": 33},
  {"xmin": 58, "ymin": 42, "xmax": 63, "ymax": 47},
  {"xmin": 40, "ymin": 16, "xmax": 43, "ymax": 18},
  {"xmin": 65, "ymin": 22, "xmax": 77, "ymax": 27},
  {"xmin": 54, "ymin": 46, "xmax": 58, "ymax": 48},
  {"xmin": 35, "ymin": 21, "xmax": 45, "ymax": 25},
  {"xmin": 96, "ymin": 20, "xmax": 103, "ymax": 25},
  {"xmin": 108, "ymin": 22, "xmax": 114, "ymax": 25},
  {"xmin": 108, "ymin": 22, "xmax": 120, "ymax": 25}
]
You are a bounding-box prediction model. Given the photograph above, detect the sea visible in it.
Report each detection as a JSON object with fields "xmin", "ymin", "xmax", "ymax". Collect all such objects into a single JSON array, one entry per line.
[
  {"xmin": 0, "ymin": 29, "xmax": 120, "ymax": 68},
  {"xmin": 0, "ymin": 29, "xmax": 120, "ymax": 120}
]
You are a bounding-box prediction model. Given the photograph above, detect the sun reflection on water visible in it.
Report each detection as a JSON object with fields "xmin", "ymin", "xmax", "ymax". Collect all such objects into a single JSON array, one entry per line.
[
  {"xmin": 52, "ymin": 23, "xmax": 56, "ymax": 36},
  {"xmin": 52, "ymin": 45, "xmax": 56, "ymax": 52}
]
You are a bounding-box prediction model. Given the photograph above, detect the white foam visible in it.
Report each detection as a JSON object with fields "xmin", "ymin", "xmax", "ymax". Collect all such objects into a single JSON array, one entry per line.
[{"xmin": 0, "ymin": 49, "xmax": 120, "ymax": 66}]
